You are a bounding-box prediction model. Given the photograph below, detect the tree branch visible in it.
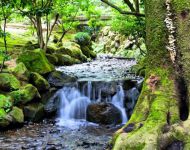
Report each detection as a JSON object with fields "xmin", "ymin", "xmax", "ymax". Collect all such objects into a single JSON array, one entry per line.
[
  {"xmin": 101, "ymin": 0, "xmax": 145, "ymax": 17},
  {"xmin": 123, "ymin": 0, "xmax": 136, "ymax": 12}
]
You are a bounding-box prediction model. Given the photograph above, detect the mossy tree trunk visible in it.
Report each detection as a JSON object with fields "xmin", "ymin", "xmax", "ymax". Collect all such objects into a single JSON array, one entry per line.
[{"xmin": 112, "ymin": 0, "xmax": 190, "ymax": 149}]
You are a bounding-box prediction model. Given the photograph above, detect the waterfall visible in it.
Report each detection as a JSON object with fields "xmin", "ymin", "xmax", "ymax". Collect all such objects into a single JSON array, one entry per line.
[
  {"xmin": 56, "ymin": 81, "xmax": 139, "ymax": 128},
  {"xmin": 111, "ymin": 85, "xmax": 128, "ymax": 124}
]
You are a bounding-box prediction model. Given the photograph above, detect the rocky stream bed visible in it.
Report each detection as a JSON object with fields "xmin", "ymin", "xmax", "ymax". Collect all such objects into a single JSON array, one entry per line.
[{"xmin": 0, "ymin": 56, "xmax": 143, "ymax": 150}]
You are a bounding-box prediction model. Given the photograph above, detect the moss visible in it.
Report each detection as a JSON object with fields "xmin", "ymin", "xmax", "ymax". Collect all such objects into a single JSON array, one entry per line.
[
  {"xmin": 0, "ymin": 109, "xmax": 10, "ymax": 127},
  {"xmin": 9, "ymin": 107, "xmax": 24, "ymax": 124},
  {"xmin": 30, "ymin": 72, "xmax": 50, "ymax": 92},
  {"xmin": 0, "ymin": 73, "xmax": 20, "ymax": 92},
  {"xmin": 54, "ymin": 54, "xmax": 80, "ymax": 66},
  {"xmin": 112, "ymin": 67, "xmax": 180, "ymax": 149},
  {"xmin": 56, "ymin": 42, "xmax": 87, "ymax": 62},
  {"xmin": 0, "ymin": 95, "xmax": 12, "ymax": 113},
  {"xmin": 45, "ymin": 54, "xmax": 58, "ymax": 65},
  {"xmin": 17, "ymin": 49, "xmax": 55, "ymax": 75},
  {"xmin": 81, "ymin": 46, "xmax": 97, "ymax": 59},
  {"xmin": 10, "ymin": 84, "xmax": 41, "ymax": 105},
  {"xmin": 12, "ymin": 62, "xmax": 30, "ymax": 81}
]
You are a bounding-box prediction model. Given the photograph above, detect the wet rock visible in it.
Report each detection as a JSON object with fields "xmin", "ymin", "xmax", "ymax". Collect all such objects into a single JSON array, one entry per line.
[
  {"xmin": 166, "ymin": 141, "xmax": 184, "ymax": 150},
  {"xmin": 44, "ymin": 93, "xmax": 60, "ymax": 116},
  {"xmin": 86, "ymin": 103, "xmax": 122, "ymax": 125},
  {"xmin": 24, "ymin": 103, "xmax": 45, "ymax": 122},
  {"xmin": 123, "ymin": 123, "xmax": 135, "ymax": 133},
  {"xmin": 47, "ymin": 71, "xmax": 77, "ymax": 88},
  {"xmin": 0, "ymin": 73, "xmax": 20, "ymax": 92},
  {"xmin": 17, "ymin": 49, "xmax": 55, "ymax": 75},
  {"xmin": 122, "ymin": 79, "xmax": 137, "ymax": 91}
]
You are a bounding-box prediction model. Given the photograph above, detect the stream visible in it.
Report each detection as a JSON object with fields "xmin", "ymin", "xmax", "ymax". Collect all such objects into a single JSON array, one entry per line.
[{"xmin": 0, "ymin": 56, "xmax": 143, "ymax": 150}]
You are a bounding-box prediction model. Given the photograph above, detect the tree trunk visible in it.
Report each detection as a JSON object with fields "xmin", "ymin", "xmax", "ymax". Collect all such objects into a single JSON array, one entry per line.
[
  {"xmin": 111, "ymin": 0, "xmax": 190, "ymax": 149},
  {"xmin": 36, "ymin": 16, "xmax": 44, "ymax": 49}
]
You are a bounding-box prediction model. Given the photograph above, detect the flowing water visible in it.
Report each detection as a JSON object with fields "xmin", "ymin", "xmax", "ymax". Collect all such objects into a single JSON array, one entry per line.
[{"xmin": 0, "ymin": 56, "xmax": 143, "ymax": 150}]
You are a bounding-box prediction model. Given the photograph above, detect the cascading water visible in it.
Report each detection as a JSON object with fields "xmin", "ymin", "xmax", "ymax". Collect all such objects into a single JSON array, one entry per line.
[
  {"xmin": 56, "ymin": 81, "xmax": 139, "ymax": 129},
  {"xmin": 111, "ymin": 85, "xmax": 128, "ymax": 124},
  {"xmin": 54, "ymin": 57, "xmax": 142, "ymax": 129}
]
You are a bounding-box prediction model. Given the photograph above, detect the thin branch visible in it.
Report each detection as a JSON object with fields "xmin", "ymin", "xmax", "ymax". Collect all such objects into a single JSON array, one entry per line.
[
  {"xmin": 101, "ymin": 0, "xmax": 145, "ymax": 17},
  {"xmin": 133, "ymin": 0, "xmax": 140, "ymax": 13},
  {"xmin": 123, "ymin": 0, "xmax": 136, "ymax": 12}
]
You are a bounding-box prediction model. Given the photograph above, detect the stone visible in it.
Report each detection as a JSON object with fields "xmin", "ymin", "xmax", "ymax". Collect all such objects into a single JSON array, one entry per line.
[
  {"xmin": 46, "ymin": 54, "xmax": 58, "ymax": 65},
  {"xmin": 44, "ymin": 92, "xmax": 60, "ymax": 116},
  {"xmin": 0, "ymin": 95, "xmax": 12, "ymax": 111},
  {"xmin": 23, "ymin": 103, "xmax": 45, "ymax": 122},
  {"xmin": 12, "ymin": 62, "xmax": 30, "ymax": 81},
  {"xmin": 47, "ymin": 71, "xmax": 77, "ymax": 88},
  {"xmin": 54, "ymin": 54, "xmax": 80, "ymax": 66},
  {"xmin": 86, "ymin": 103, "xmax": 122, "ymax": 125},
  {"xmin": 10, "ymin": 84, "xmax": 41, "ymax": 105},
  {"xmin": 17, "ymin": 49, "xmax": 55, "ymax": 75},
  {"xmin": 81, "ymin": 46, "xmax": 97, "ymax": 59},
  {"xmin": 30, "ymin": 72, "xmax": 50, "ymax": 92},
  {"xmin": 0, "ymin": 109, "xmax": 10, "ymax": 127},
  {"xmin": 9, "ymin": 107, "xmax": 24, "ymax": 124},
  {"xmin": 0, "ymin": 73, "xmax": 20, "ymax": 92},
  {"xmin": 57, "ymin": 42, "xmax": 87, "ymax": 62}
]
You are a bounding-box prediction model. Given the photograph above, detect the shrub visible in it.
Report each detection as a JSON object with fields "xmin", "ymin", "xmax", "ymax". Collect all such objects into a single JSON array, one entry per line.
[{"xmin": 74, "ymin": 32, "xmax": 91, "ymax": 46}]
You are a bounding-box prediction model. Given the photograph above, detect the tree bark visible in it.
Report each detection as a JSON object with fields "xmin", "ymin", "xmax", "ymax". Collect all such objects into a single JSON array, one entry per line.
[
  {"xmin": 111, "ymin": 0, "xmax": 190, "ymax": 149},
  {"xmin": 36, "ymin": 16, "xmax": 44, "ymax": 49}
]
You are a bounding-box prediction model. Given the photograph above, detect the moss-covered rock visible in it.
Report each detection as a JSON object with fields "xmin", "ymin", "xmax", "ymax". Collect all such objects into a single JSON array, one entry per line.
[
  {"xmin": 57, "ymin": 42, "xmax": 87, "ymax": 62},
  {"xmin": 9, "ymin": 107, "xmax": 24, "ymax": 124},
  {"xmin": 10, "ymin": 84, "xmax": 41, "ymax": 105},
  {"xmin": 47, "ymin": 71, "xmax": 77, "ymax": 87},
  {"xmin": 0, "ymin": 73, "xmax": 20, "ymax": 92},
  {"xmin": 54, "ymin": 54, "xmax": 80, "ymax": 66},
  {"xmin": 0, "ymin": 95, "xmax": 13, "ymax": 112},
  {"xmin": 12, "ymin": 62, "xmax": 30, "ymax": 81},
  {"xmin": 23, "ymin": 103, "xmax": 44, "ymax": 122},
  {"xmin": 0, "ymin": 109, "xmax": 10, "ymax": 127},
  {"xmin": 81, "ymin": 46, "xmax": 97, "ymax": 59},
  {"xmin": 45, "ymin": 54, "xmax": 58, "ymax": 65},
  {"xmin": 24, "ymin": 41, "xmax": 39, "ymax": 50},
  {"xmin": 30, "ymin": 72, "xmax": 50, "ymax": 92},
  {"xmin": 46, "ymin": 46, "xmax": 57, "ymax": 54},
  {"xmin": 17, "ymin": 49, "xmax": 55, "ymax": 75}
]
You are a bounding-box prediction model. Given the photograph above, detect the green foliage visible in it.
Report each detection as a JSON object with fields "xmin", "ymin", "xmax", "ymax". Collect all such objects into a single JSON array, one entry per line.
[
  {"xmin": 112, "ymin": 14, "xmax": 146, "ymax": 38},
  {"xmin": 74, "ymin": 32, "xmax": 91, "ymax": 46}
]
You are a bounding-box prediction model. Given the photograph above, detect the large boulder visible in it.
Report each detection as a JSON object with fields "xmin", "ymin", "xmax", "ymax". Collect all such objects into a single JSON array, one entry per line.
[
  {"xmin": 10, "ymin": 84, "xmax": 41, "ymax": 105},
  {"xmin": 57, "ymin": 42, "xmax": 87, "ymax": 62},
  {"xmin": 81, "ymin": 46, "xmax": 96, "ymax": 59},
  {"xmin": 12, "ymin": 62, "xmax": 30, "ymax": 81},
  {"xmin": 45, "ymin": 54, "xmax": 58, "ymax": 65},
  {"xmin": 47, "ymin": 71, "xmax": 77, "ymax": 88},
  {"xmin": 23, "ymin": 103, "xmax": 45, "ymax": 122},
  {"xmin": 54, "ymin": 54, "xmax": 80, "ymax": 66},
  {"xmin": 9, "ymin": 107, "xmax": 24, "ymax": 124},
  {"xmin": 17, "ymin": 49, "xmax": 55, "ymax": 75},
  {"xmin": 30, "ymin": 72, "xmax": 50, "ymax": 92},
  {"xmin": 44, "ymin": 92, "xmax": 60, "ymax": 116},
  {"xmin": 0, "ymin": 73, "xmax": 20, "ymax": 92},
  {"xmin": 86, "ymin": 103, "xmax": 122, "ymax": 125}
]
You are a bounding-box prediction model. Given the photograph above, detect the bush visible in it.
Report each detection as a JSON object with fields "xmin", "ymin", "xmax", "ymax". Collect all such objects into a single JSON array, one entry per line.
[{"xmin": 74, "ymin": 32, "xmax": 91, "ymax": 46}]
